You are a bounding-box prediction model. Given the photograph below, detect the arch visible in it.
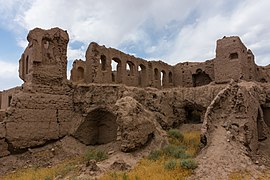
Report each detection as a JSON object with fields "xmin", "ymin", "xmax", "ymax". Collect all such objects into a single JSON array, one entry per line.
[
  {"xmin": 154, "ymin": 68, "xmax": 159, "ymax": 80},
  {"xmin": 138, "ymin": 64, "xmax": 146, "ymax": 86},
  {"xmin": 100, "ymin": 55, "xmax": 106, "ymax": 71},
  {"xmin": 192, "ymin": 69, "xmax": 212, "ymax": 87},
  {"xmin": 161, "ymin": 70, "xmax": 166, "ymax": 87},
  {"xmin": 77, "ymin": 67, "xmax": 84, "ymax": 81},
  {"xmin": 126, "ymin": 61, "xmax": 135, "ymax": 76},
  {"xmin": 169, "ymin": 71, "xmax": 173, "ymax": 83},
  {"xmin": 111, "ymin": 57, "xmax": 122, "ymax": 83},
  {"xmin": 73, "ymin": 108, "xmax": 118, "ymax": 145},
  {"xmin": 25, "ymin": 56, "xmax": 29, "ymax": 75}
]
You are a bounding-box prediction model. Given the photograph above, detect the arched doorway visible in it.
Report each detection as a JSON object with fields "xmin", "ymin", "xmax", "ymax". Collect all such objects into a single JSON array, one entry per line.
[{"xmin": 73, "ymin": 108, "xmax": 118, "ymax": 145}]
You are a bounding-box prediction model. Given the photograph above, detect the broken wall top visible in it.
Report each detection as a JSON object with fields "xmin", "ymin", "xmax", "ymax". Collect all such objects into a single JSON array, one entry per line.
[{"xmin": 19, "ymin": 27, "xmax": 69, "ymax": 86}]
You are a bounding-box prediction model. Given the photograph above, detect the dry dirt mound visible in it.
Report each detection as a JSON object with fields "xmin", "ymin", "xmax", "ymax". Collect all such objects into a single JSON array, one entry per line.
[{"xmin": 193, "ymin": 81, "xmax": 270, "ymax": 179}]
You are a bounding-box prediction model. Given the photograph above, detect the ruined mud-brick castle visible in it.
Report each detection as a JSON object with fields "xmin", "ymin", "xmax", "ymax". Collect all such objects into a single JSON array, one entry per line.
[{"xmin": 0, "ymin": 27, "xmax": 270, "ymax": 158}]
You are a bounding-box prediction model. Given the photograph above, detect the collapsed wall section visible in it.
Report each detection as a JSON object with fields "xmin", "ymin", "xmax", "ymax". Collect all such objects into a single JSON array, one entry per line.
[{"xmin": 173, "ymin": 60, "xmax": 215, "ymax": 87}]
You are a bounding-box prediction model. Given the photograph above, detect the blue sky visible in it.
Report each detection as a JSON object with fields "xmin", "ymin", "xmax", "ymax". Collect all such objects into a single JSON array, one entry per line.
[{"xmin": 0, "ymin": 0, "xmax": 270, "ymax": 90}]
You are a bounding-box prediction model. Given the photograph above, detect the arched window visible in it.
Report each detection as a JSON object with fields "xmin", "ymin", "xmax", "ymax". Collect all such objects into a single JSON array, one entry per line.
[
  {"xmin": 126, "ymin": 61, "xmax": 134, "ymax": 76},
  {"xmin": 77, "ymin": 67, "xmax": 84, "ymax": 81},
  {"xmin": 111, "ymin": 58, "xmax": 122, "ymax": 83},
  {"xmin": 100, "ymin": 55, "xmax": 106, "ymax": 71},
  {"xmin": 161, "ymin": 70, "xmax": 166, "ymax": 87}
]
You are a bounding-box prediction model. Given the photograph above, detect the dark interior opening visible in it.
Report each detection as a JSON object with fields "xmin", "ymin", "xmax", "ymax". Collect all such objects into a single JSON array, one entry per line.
[
  {"xmin": 262, "ymin": 106, "xmax": 270, "ymax": 128},
  {"xmin": 229, "ymin": 52, "xmax": 238, "ymax": 59},
  {"xmin": 73, "ymin": 108, "xmax": 117, "ymax": 145},
  {"xmin": 192, "ymin": 69, "xmax": 212, "ymax": 87},
  {"xmin": 184, "ymin": 102, "xmax": 204, "ymax": 124}
]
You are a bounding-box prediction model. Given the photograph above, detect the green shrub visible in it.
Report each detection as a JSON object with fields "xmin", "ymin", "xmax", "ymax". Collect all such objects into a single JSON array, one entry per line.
[
  {"xmin": 162, "ymin": 144, "xmax": 188, "ymax": 159},
  {"xmin": 164, "ymin": 160, "xmax": 177, "ymax": 170},
  {"xmin": 148, "ymin": 150, "xmax": 162, "ymax": 161},
  {"xmin": 84, "ymin": 149, "xmax": 108, "ymax": 162},
  {"xmin": 167, "ymin": 129, "xmax": 184, "ymax": 141},
  {"xmin": 180, "ymin": 159, "xmax": 198, "ymax": 170}
]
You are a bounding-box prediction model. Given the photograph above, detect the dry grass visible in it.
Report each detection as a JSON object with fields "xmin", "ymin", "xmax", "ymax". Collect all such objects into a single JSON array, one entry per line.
[
  {"xmin": 1, "ymin": 157, "xmax": 82, "ymax": 180},
  {"xmin": 101, "ymin": 130, "xmax": 201, "ymax": 180},
  {"xmin": 100, "ymin": 158, "xmax": 192, "ymax": 180},
  {"xmin": 1, "ymin": 131, "xmax": 201, "ymax": 180}
]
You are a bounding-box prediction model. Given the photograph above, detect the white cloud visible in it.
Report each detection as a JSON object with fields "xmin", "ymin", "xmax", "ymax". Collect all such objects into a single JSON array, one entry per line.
[
  {"xmin": 163, "ymin": 0, "xmax": 270, "ymax": 66},
  {"xmin": 0, "ymin": 60, "xmax": 23, "ymax": 90},
  {"xmin": 0, "ymin": 60, "xmax": 18, "ymax": 77},
  {"xmin": 16, "ymin": 0, "xmax": 201, "ymax": 47},
  {"xmin": 67, "ymin": 46, "xmax": 85, "ymax": 61}
]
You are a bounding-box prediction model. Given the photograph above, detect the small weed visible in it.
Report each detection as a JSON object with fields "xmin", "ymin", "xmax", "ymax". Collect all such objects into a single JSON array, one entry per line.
[
  {"xmin": 84, "ymin": 148, "xmax": 108, "ymax": 162},
  {"xmin": 164, "ymin": 160, "xmax": 177, "ymax": 170},
  {"xmin": 180, "ymin": 159, "xmax": 198, "ymax": 170},
  {"xmin": 148, "ymin": 150, "xmax": 162, "ymax": 161},
  {"xmin": 44, "ymin": 176, "xmax": 51, "ymax": 180},
  {"xmin": 110, "ymin": 172, "xmax": 118, "ymax": 180},
  {"xmin": 122, "ymin": 173, "xmax": 129, "ymax": 180},
  {"xmin": 167, "ymin": 129, "xmax": 184, "ymax": 141}
]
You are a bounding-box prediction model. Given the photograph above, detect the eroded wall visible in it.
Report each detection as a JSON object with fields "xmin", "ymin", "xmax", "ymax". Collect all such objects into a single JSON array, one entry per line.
[
  {"xmin": 71, "ymin": 42, "xmax": 174, "ymax": 88},
  {"xmin": 214, "ymin": 36, "xmax": 257, "ymax": 83},
  {"xmin": 173, "ymin": 60, "xmax": 215, "ymax": 87},
  {"xmin": 19, "ymin": 28, "xmax": 69, "ymax": 86},
  {"xmin": 0, "ymin": 87, "xmax": 21, "ymax": 110}
]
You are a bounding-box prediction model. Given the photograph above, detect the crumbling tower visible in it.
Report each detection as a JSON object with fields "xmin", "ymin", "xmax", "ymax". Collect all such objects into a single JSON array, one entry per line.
[
  {"xmin": 214, "ymin": 36, "xmax": 256, "ymax": 83},
  {"xmin": 19, "ymin": 28, "xmax": 69, "ymax": 86}
]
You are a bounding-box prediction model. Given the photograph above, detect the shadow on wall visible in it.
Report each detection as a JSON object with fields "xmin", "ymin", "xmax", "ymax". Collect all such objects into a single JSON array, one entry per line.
[{"xmin": 73, "ymin": 108, "xmax": 117, "ymax": 145}]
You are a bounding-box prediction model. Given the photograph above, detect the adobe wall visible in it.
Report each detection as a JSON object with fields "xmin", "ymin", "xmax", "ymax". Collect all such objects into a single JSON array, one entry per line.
[
  {"xmin": 256, "ymin": 66, "xmax": 270, "ymax": 83},
  {"xmin": 70, "ymin": 59, "xmax": 86, "ymax": 83},
  {"xmin": 72, "ymin": 42, "xmax": 174, "ymax": 88},
  {"xmin": 19, "ymin": 28, "xmax": 69, "ymax": 86},
  {"xmin": 0, "ymin": 87, "xmax": 21, "ymax": 110},
  {"xmin": 173, "ymin": 60, "xmax": 215, "ymax": 87},
  {"xmin": 214, "ymin": 36, "xmax": 257, "ymax": 83}
]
